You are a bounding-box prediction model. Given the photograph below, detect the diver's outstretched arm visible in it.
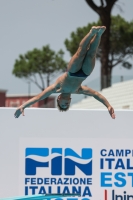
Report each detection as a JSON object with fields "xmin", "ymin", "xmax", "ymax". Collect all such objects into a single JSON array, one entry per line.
[
  {"xmin": 78, "ymin": 85, "xmax": 116, "ymax": 119},
  {"xmin": 14, "ymin": 84, "xmax": 55, "ymax": 118}
]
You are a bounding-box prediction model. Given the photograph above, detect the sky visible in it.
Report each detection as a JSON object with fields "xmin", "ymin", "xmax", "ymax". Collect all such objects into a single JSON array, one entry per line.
[{"xmin": 0, "ymin": 0, "xmax": 133, "ymax": 99}]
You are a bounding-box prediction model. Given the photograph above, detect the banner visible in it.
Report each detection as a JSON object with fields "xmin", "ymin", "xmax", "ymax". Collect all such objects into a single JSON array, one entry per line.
[
  {"xmin": 0, "ymin": 109, "xmax": 133, "ymax": 198},
  {"xmin": 19, "ymin": 138, "xmax": 133, "ymax": 200}
]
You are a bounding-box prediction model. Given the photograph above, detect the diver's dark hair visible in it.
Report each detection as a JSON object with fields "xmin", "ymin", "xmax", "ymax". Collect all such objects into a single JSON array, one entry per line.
[{"xmin": 57, "ymin": 99, "xmax": 70, "ymax": 112}]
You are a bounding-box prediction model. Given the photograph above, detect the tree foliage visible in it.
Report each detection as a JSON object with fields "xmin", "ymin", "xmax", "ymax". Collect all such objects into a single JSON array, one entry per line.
[
  {"xmin": 65, "ymin": 15, "xmax": 133, "ymax": 85},
  {"xmin": 109, "ymin": 15, "xmax": 133, "ymax": 69},
  {"xmin": 65, "ymin": 22, "xmax": 98, "ymax": 56},
  {"xmin": 12, "ymin": 45, "xmax": 67, "ymax": 90}
]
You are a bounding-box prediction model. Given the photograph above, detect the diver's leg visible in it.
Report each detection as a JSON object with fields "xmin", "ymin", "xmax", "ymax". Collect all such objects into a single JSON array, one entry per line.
[
  {"xmin": 67, "ymin": 26, "xmax": 101, "ymax": 73},
  {"xmin": 82, "ymin": 26, "xmax": 106, "ymax": 76}
]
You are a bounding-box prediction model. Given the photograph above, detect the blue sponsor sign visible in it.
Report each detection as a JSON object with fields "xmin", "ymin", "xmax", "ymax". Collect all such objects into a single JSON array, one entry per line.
[{"xmin": 25, "ymin": 148, "xmax": 92, "ymax": 176}]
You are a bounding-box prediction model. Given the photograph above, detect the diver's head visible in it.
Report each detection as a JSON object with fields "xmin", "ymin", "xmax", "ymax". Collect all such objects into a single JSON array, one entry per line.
[{"xmin": 57, "ymin": 93, "xmax": 71, "ymax": 112}]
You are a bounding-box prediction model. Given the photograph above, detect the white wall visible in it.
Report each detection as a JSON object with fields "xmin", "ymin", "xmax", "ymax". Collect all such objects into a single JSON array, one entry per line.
[{"xmin": 0, "ymin": 108, "xmax": 133, "ymax": 199}]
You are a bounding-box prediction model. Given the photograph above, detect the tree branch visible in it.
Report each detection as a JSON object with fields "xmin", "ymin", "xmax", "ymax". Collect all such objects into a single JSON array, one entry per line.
[
  {"xmin": 38, "ymin": 72, "xmax": 45, "ymax": 90},
  {"xmin": 33, "ymin": 73, "xmax": 38, "ymax": 83},
  {"xmin": 111, "ymin": 54, "xmax": 124, "ymax": 67},
  {"xmin": 106, "ymin": 0, "xmax": 118, "ymax": 10},
  {"xmin": 32, "ymin": 73, "xmax": 43, "ymax": 90},
  {"xmin": 100, "ymin": 0, "xmax": 104, "ymax": 7},
  {"xmin": 112, "ymin": 59, "xmax": 122, "ymax": 67},
  {"xmin": 28, "ymin": 76, "xmax": 43, "ymax": 91},
  {"xmin": 85, "ymin": 0, "xmax": 100, "ymax": 14},
  {"xmin": 123, "ymin": 55, "xmax": 132, "ymax": 61},
  {"xmin": 109, "ymin": 52, "xmax": 114, "ymax": 66},
  {"xmin": 115, "ymin": 3, "xmax": 123, "ymax": 13},
  {"xmin": 111, "ymin": 52, "xmax": 130, "ymax": 67}
]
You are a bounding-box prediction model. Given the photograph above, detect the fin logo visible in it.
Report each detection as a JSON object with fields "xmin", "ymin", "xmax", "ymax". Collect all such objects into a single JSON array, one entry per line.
[{"xmin": 25, "ymin": 148, "xmax": 92, "ymax": 176}]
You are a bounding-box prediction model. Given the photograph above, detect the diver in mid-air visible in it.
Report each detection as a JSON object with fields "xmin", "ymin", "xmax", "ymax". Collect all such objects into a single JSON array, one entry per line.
[{"xmin": 14, "ymin": 26, "xmax": 115, "ymax": 119}]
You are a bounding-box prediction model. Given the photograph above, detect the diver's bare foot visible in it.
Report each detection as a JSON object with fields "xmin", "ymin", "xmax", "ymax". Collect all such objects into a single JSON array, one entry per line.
[
  {"xmin": 91, "ymin": 26, "xmax": 100, "ymax": 34},
  {"xmin": 98, "ymin": 26, "xmax": 106, "ymax": 34},
  {"xmin": 91, "ymin": 26, "xmax": 106, "ymax": 34},
  {"xmin": 98, "ymin": 26, "xmax": 106, "ymax": 33}
]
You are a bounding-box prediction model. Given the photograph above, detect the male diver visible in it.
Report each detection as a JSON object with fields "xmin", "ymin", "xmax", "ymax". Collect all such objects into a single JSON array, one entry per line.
[{"xmin": 14, "ymin": 26, "xmax": 116, "ymax": 119}]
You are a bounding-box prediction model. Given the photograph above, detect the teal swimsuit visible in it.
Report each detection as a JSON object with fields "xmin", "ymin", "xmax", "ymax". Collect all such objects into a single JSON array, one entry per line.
[{"xmin": 68, "ymin": 68, "xmax": 88, "ymax": 78}]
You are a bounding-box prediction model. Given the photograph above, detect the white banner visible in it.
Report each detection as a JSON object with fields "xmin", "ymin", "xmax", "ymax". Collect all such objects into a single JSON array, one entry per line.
[
  {"xmin": 0, "ymin": 108, "xmax": 133, "ymax": 199},
  {"xmin": 19, "ymin": 138, "xmax": 133, "ymax": 200}
]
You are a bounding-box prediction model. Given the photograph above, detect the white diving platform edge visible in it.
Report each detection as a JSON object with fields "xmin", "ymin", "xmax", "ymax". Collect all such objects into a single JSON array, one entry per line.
[{"xmin": 1, "ymin": 193, "xmax": 81, "ymax": 200}]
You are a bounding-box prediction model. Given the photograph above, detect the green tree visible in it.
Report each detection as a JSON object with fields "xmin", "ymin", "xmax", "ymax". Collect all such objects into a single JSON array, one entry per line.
[
  {"xmin": 13, "ymin": 45, "xmax": 67, "ymax": 107},
  {"xmin": 85, "ymin": 0, "xmax": 119, "ymax": 89},
  {"xmin": 13, "ymin": 45, "xmax": 67, "ymax": 91},
  {"xmin": 65, "ymin": 15, "xmax": 133, "ymax": 90}
]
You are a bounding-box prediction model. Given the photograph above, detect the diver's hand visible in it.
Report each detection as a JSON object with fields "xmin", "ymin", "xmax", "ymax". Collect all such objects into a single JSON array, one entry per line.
[
  {"xmin": 14, "ymin": 106, "xmax": 25, "ymax": 118},
  {"xmin": 108, "ymin": 105, "xmax": 116, "ymax": 119}
]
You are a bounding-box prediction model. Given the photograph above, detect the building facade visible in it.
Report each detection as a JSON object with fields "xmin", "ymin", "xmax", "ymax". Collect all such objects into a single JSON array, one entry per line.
[
  {"xmin": 0, "ymin": 90, "xmax": 7, "ymax": 107},
  {"xmin": 0, "ymin": 90, "xmax": 56, "ymax": 108},
  {"xmin": 6, "ymin": 94, "xmax": 56, "ymax": 108}
]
